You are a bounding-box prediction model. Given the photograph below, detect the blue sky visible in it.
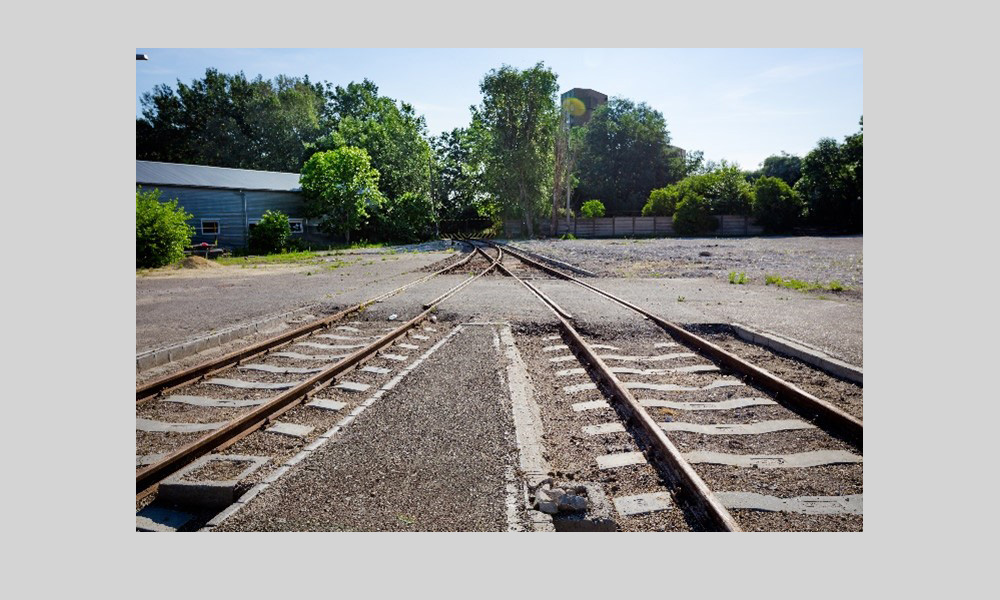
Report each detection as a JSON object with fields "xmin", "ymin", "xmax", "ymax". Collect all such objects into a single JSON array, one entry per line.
[{"xmin": 136, "ymin": 48, "xmax": 862, "ymax": 169}]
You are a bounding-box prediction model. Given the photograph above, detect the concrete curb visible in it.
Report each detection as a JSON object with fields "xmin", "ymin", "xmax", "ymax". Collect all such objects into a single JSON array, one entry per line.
[
  {"xmin": 497, "ymin": 324, "xmax": 556, "ymax": 532},
  {"xmin": 136, "ymin": 303, "xmax": 325, "ymax": 372},
  {"xmin": 729, "ymin": 323, "xmax": 863, "ymax": 385}
]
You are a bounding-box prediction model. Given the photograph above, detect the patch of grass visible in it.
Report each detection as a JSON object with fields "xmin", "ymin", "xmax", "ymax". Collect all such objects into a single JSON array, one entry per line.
[
  {"xmin": 764, "ymin": 274, "xmax": 849, "ymax": 292},
  {"xmin": 217, "ymin": 250, "xmax": 319, "ymax": 266},
  {"xmin": 728, "ymin": 271, "xmax": 748, "ymax": 285},
  {"xmin": 560, "ymin": 233, "xmax": 577, "ymax": 240},
  {"xmin": 677, "ymin": 295, "xmax": 686, "ymax": 302}
]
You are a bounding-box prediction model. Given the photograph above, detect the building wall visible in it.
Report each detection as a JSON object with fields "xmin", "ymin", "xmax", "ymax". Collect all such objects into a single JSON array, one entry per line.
[{"xmin": 139, "ymin": 185, "xmax": 338, "ymax": 248}]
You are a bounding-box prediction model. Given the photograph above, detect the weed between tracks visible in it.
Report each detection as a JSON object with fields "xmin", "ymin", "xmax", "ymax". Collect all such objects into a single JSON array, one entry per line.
[{"xmin": 764, "ymin": 274, "xmax": 847, "ymax": 292}]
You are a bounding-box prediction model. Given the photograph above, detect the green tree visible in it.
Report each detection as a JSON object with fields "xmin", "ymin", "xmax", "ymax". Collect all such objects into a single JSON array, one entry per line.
[
  {"xmin": 375, "ymin": 192, "xmax": 437, "ymax": 242},
  {"xmin": 137, "ymin": 69, "xmax": 326, "ymax": 171},
  {"xmin": 249, "ymin": 210, "xmax": 291, "ymax": 254},
  {"xmin": 136, "ymin": 187, "xmax": 194, "ymax": 268},
  {"xmin": 795, "ymin": 118, "xmax": 862, "ymax": 232},
  {"xmin": 673, "ymin": 193, "xmax": 716, "ymax": 236},
  {"xmin": 471, "ymin": 63, "xmax": 560, "ymax": 236},
  {"xmin": 576, "ymin": 98, "xmax": 679, "ymax": 215},
  {"xmin": 300, "ymin": 147, "xmax": 384, "ymax": 244},
  {"xmin": 752, "ymin": 177, "xmax": 804, "ymax": 233},
  {"xmin": 310, "ymin": 80, "xmax": 432, "ymax": 206},
  {"xmin": 580, "ymin": 200, "xmax": 606, "ymax": 218},
  {"xmin": 759, "ymin": 152, "xmax": 803, "ymax": 187},
  {"xmin": 431, "ymin": 127, "xmax": 482, "ymax": 221}
]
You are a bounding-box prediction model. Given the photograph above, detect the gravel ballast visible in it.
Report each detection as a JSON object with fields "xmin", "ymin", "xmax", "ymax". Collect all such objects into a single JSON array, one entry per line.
[{"xmin": 217, "ymin": 324, "xmax": 519, "ymax": 532}]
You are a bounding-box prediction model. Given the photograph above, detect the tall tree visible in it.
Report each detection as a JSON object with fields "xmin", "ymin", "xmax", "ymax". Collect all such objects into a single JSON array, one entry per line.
[
  {"xmin": 137, "ymin": 69, "xmax": 326, "ymax": 171},
  {"xmin": 576, "ymin": 98, "xmax": 679, "ymax": 215},
  {"xmin": 551, "ymin": 110, "xmax": 585, "ymax": 232},
  {"xmin": 470, "ymin": 63, "xmax": 559, "ymax": 235}
]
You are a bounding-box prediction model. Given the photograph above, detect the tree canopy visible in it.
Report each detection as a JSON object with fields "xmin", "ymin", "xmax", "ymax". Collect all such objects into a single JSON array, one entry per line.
[
  {"xmin": 310, "ymin": 80, "xmax": 432, "ymax": 205},
  {"xmin": 795, "ymin": 118, "xmax": 862, "ymax": 232},
  {"xmin": 759, "ymin": 152, "xmax": 803, "ymax": 187},
  {"xmin": 137, "ymin": 69, "xmax": 326, "ymax": 172},
  {"xmin": 470, "ymin": 62, "xmax": 559, "ymax": 235},
  {"xmin": 576, "ymin": 98, "xmax": 680, "ymax": 215}
]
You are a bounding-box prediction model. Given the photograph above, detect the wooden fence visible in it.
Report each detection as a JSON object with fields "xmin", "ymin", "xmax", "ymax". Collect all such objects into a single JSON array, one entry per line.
[{"xmin": 504, "ymin": 215, "xmax": 763, "ymax": 239}]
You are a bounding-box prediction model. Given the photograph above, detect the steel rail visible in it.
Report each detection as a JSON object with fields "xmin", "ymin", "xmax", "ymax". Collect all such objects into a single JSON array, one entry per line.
[
  {"xmin": 136, "ymin": 242, "xmax": 477, "ymax": 404},
  {"xmin": 492, "ymin": 244, "xmax": 741, "ymax": 531},
  {"xmin": 422, "ymin": 245, "xmax": 502, "ymax": 309},
  {"xmin": 136, "ymin": 246, "xmax": 502, "ymax": 496},
  {"xmin": 493, "ymin": 241, "xmax": 863, "ymax": 451},
  {"xmin": 490, "ymin": 250, "xmax": 573, "ymax": 320}
]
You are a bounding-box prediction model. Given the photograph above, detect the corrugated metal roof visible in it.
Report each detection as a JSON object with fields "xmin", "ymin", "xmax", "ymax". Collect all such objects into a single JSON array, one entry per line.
[{"xmin": 136, "ymin": 160, "xmax": 302, "ymax": 192}]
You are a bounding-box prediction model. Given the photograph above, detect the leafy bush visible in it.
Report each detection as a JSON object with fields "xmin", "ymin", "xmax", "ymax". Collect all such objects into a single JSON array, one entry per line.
[
  {"xmin": 136, "ymin": 187, "xmax": 194, "ymax": 268},
  {"xmin": 642, "ymin": 178, "xmax": 709, "ymax": 217},
  {"xmin": 579, "ymin": 199, "xmax": 606, "ymax": 218},
  {"xmin": 672, "ymin": 193, "xmax": 717, "ymax": 235},
  {"xmin": 643, "ymin": 186, "xmax": 679, "ymax": 216},
  {"xmin": 249, "ymin": 210, "xmax": 292, "ymax": 255},
  {"xmin": 752, "ymin": 177, "xmax": 804, "ymax": 233},
  {"xmin": 706, "ymin": 165, "xmax": 754, "ymax": 215}
]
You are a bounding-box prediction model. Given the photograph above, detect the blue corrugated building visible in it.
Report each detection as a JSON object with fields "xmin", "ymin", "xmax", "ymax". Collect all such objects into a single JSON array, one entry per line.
[{"xmin": 136, "ymin": 160, "xmax": 338, "ymax": 249}]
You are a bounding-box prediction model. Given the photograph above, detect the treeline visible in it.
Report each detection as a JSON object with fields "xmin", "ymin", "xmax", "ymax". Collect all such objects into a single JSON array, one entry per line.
[
  {"xmin": 640, "ymin": 120, "xmax": 863, "ymax": 234},
  {"xmin": 137, "ymin": 66, "xmax": 862, "ymax": 242}
]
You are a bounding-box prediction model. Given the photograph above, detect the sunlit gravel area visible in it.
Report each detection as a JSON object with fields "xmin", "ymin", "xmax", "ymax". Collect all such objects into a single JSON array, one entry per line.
[{"xmin": 512, "ymin": 236, "xmax": 863, "ymax": 291}]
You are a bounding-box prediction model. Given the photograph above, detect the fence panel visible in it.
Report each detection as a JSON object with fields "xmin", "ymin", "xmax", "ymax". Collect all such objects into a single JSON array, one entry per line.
[{"xmin": 506, "ymin": 214, "xmax": 760, "ymax": 238}]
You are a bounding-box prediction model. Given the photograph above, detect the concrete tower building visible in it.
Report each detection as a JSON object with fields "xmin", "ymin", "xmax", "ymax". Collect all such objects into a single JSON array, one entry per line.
[{"xmin": 560, "ymin": 88, "xmax": 608, "ymax": 126}]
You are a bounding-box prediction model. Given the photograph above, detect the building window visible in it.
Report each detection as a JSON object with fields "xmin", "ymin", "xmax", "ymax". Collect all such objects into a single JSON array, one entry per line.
[
  {"xmin": 202, "ymin": 219, "xmax": 220, "ymax": 235},
  {"xmin": 289, "ymin": 219, "xmax": 304, "ymax": 234}
]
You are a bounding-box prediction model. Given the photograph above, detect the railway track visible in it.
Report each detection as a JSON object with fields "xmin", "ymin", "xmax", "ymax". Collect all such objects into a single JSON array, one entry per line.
[
  {"xmin": 136, "ymin": 244, "xmax": 502, "ymax": 528},
  {"xmin": 136, "ymin": 239, "xmax": 861, "ymax": 532},
  {"xmin": 481, "ymin": 239, "xmax": 863, "ymax": 532}
]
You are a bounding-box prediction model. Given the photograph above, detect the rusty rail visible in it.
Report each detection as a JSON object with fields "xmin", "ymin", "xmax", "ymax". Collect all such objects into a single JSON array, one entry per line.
[
  {"xmin": 491, "ymin": 242, "xmax": 740, "ymax": 531},
  {"xmin": 137, "ymin": 245, "xmax": 501, "ymax": 496},
  {"xmin": 495, "ymin": 241, "xmax": 862, "ymax": 451},
  {"xmin": 136, "ymin": 242, "xmax": 476, "ymax": 404}
]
